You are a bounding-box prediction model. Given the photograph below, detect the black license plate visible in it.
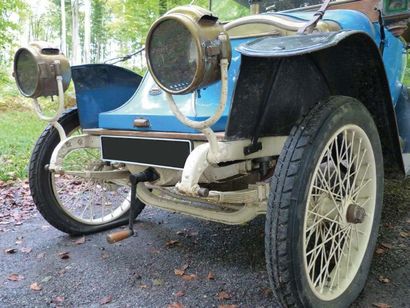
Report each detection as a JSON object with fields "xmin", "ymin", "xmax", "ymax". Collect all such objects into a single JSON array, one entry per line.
[{"xmin": 101, "ymin": 136, "xmax": 192, "ymax": 170}]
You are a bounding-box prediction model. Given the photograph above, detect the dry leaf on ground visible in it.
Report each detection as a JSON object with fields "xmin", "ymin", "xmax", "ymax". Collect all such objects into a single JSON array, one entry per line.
[
  {"xmin": 207, "ymin": 272, "xmax": 215, "ymax": 280},
  {"xmin": 168, "ymin": 303, "xmax": 184, "ymax": 308},
  {"xmin": 217, "ymin": 291, "xmax": 232, "ymax": 300},
  {"xmin": 58, "ymin": 251, "xmax": 70, "ymax": 260},
  {"xmin": 372, "ymin": 303, "xmax": 392, "ymax": 308},
  {"xmin": 399, "ymin": 231, "xmax": 409, "ymax": 238},
  {"xmin": 30, "ymin": 282, "xmax": 42, "ymax": 291},
  {"xmin": 380, "ymin": 242, "xmax": 393, "ymax": 249},
  {"xmin": 52, "ymin": 296, "xmax": 64, "ymax": 304},
  {"xmin": 7, "ymin": 274, "xmax": 24, "ymax": 281},
  {"xmin": 375, "ymin": 247, "xmax": 386, "ymax": 255},
  {"xmin": 181, "ymin": 274, "xmax": 197, "ymax": 281},
  {"xmin": 166, "ymin": 240, "xmax": 180, "ymax": 248},
  {"xmin": 174, "ymin": 269, "xmax": 185, "ymax": 276},
  {"xmin": 378, "ymin": 276, "xmax": 390, "ymax": 283},
  {"xmin": 73, "ymin": 236, "xmax": 86, "ymax": 245},
  {"xmin": 100, "ymin": 295, "xmax": 113, "ymax": 305},
  {"xmin": 175, "ymin": 290, "xmax": 185, "ymax": 297},
  {"xmin": 20, "ymin": 247, "xmax": 32, "ymax": 253}
]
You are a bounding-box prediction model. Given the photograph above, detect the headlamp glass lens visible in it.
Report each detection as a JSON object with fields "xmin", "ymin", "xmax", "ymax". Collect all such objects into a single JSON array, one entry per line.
[
  {"xmin": 15, "ymin": 49, "xmax": 38, "ymax": 96},
  {"xmin": 149, "ymin": 19, "xmax": 197, "ymax": 92}
]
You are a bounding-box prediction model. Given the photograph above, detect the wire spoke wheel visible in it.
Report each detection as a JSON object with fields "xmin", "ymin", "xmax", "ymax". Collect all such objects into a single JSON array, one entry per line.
[
  {"xmin": 51, "ymin": 134, "xmax": 131, "ymax": 224},
  {"xmin": 265, "ymin": 97, "xmax": 383, "ymax": 307},
  {"xmin": 30, "ymin": 109, "xmax": 142, "ymax": 235},
  {"xmin": 303, "ymin": 125, "xmax": 376, "ymax": 300}
]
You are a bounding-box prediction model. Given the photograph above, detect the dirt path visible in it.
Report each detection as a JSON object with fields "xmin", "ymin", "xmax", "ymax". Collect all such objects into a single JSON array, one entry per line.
[{"xmin": 0, "ymin": 179, "xmax": 409, "ymax": 307}]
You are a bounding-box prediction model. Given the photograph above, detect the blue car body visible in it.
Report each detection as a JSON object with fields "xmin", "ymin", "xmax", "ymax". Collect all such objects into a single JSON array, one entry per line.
[{"xmin": 72, "ymin": 9, "xmax": 407, "ymax": 138}]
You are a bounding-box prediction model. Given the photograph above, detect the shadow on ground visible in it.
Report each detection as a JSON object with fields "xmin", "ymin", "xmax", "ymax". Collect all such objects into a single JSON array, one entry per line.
[{"xmin": 0, "ymin": 179, "xmax": 409, "ymax": 307}]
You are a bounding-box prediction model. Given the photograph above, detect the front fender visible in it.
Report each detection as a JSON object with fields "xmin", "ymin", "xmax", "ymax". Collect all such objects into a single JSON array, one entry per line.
[{"xmin": 227, "ymin": 31, "xmax": 404, "ymax": 176}]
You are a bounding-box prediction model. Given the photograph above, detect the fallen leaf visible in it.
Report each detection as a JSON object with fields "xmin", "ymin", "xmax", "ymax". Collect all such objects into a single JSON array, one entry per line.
[
  {"xmin": 399, "ymin": 231, "xmax": 409, "ymax": 238},
  {"xmin": 5, "ymin": 248, "xmax": 17, "ymax": 254},
  {"xmin": 20, "ymin": 247, "xmax": 32, "ymax": 254},
  {"xmin": 372, "ymin": 303, "xmax": 392, "ymax": 308},
  {"xmin": 152, "ymin": 279, "xmax": 163, "ymax": 286},
  {"xmin": 262, "ymin": 287, "xmax": 273, "ymax": 297},
  {"xmin": 139, "ymin": 284, "xmax": 148, "ymax": 289},
  {"xmin": 8, "ymin": 274, "xmax": 24, "ymax": 281},
  {"xmin": 168, "ymin": 303, "xmax": 184, "ymax": 308},
  {"xmin": 380, "ymin": 243, "xmax": 393, "ymax": 249},
  {"xmin": 41, "ymin": 276, "xmax": 52, "ymax": 283},
  {"xmin": 217, "ymin": 291, "xmax": 232, "ymax": 300},
  {"xmin": 73, "ymin": 236, "xmax": 86, "ymax": 245},
  {"xmin": 52, "ymin": 296, "xmax": 64, "ymax": 304},
  {"xmin": 181, "ymin": 274, "xmax": 197, "ymax": 281},
  {"xmin": 149, "ymin": 248, "xmax": 161, "ymax": 254},
  {"xmin": 166, "ymin": 240, "xmax": 180, "ymax": 248},
  {"xmin": 100, "ymin": 295, "xmax": 113, "ymax": 305},
  {"xmin": 378, "ymin": 276, "xmax": 390, "ymax": 283},
  {"xmin": 36, "ymin": 252, "xmax": 45, "ymax": 259},
  {"xmin": 58, "ymin": 251, "xmax": 70, "ymax": 260},
  {"xmin": 219, "ymin": 305, "xmax": 238, "ymax": 308},
  {"xmin": 375, "ymin": 247, "xmax": 385, "ymax": 255},
  {"xmin": 175, "ymin": 290, "xmax": 185, "ymax": 297},
  {"xmin": 174, "ymin": 269, "xmax": 185, "ymax": 276},
  {"xmin": 207, "ymin": 272, "xmax": 215, "ymax": 280},
  {"xmin": 30, "ymin": 282, "xmax": 42, "ymax": 291}
]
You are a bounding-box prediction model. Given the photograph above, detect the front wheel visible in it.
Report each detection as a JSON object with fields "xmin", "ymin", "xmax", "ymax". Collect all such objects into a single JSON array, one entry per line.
[
  {"xmin": 265, "ymin": 96, "xmax": 384, "ymax": 307},
  {"xmin": 29, "ymin": 109, "xmax": 144, "ymax": 235}
]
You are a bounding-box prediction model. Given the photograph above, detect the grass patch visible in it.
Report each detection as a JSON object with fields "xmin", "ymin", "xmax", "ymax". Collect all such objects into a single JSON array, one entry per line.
[{"xmin": 0, "ymin": 110, "xmax": 46, "ymax": 181}]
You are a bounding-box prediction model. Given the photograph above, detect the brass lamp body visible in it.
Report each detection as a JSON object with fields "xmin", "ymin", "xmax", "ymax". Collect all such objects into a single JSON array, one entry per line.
[
  {"xmin": 146, "ymin": 5, "xmax": 231, "ymax": 95},
  {"xmin": 13, "ymin": 42, "xmax": 71, "ymax": 98}
]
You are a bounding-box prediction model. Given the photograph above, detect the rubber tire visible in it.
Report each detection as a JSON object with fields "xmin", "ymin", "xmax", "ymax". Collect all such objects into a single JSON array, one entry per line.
[
  {"xmin": 265, "ymin": 96, "xmax": 384, "ymax": 307},
  {"xmin": 29, "ymin": 108, "xmax": 144, "ymax": 235}
]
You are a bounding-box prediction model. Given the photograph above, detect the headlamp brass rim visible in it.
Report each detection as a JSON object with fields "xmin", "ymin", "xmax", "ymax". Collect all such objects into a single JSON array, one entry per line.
[
  {"xmin": 13, "ymin": 42, "xmax": 71, "ymax": 99},
  {"xmin": 146, "ymin": 13, "xmax": 205, "ymax": 95},
  {"xmin": 13, "ymin": 46, "xmax": 41, "ymax": 98}
]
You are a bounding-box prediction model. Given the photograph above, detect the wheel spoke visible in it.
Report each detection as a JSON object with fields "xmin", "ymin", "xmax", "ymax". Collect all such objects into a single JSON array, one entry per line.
[
  {"xmin": 303, "ymin": 125, "xmax": 377, "ymax": 300},
  {"xmin": 52, "ymin": 146, "xmax": 130, "ymax": 224}
]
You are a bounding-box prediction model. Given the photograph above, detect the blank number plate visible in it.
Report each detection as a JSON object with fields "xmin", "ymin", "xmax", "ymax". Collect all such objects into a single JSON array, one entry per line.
[{"xmin": 101, "ymin": 136, "xmax": 192, "ymax": 170}]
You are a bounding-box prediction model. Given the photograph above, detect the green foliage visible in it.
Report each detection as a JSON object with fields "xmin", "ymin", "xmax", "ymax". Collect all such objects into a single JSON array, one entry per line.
[
  {"xmin": 0, "ymin": 111, "xmax": 46, "ymax": 181},
  {"xmin": 0, "ymin": 0, "xmax": 24, "ymax": 47}
]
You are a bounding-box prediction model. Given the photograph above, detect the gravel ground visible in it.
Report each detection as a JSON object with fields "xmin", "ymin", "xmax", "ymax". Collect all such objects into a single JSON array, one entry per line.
[{"xmin": 0, "ymin": 179, "xmax": 409, "ymax": 308}]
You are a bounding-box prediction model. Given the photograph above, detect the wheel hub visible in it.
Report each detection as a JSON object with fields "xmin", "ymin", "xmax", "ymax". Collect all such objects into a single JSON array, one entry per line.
[{"xmin": 346, "ymin": 203, "xmax": 366, "ymax": 224}]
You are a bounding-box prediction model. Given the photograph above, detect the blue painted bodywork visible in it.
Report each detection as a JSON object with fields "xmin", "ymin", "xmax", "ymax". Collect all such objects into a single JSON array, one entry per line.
[
  {"xmin": 73, "ymin": 9, "xmax": 407, "ymax": 134},
  {"xmin": 72, "ymin": 64, "xmax": 142, "ymax": 128},
  {"xmin": 98, "ymin": 39, "xmax": 247, "ymax": 133}
]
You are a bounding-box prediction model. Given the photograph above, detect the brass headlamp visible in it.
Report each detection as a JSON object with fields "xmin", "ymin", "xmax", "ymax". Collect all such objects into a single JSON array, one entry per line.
[
  {"xmin": 13, "ymin": 42, "xmax": 71, "ymax": 98},
  {"xmin": 146, "ymin": 5, "xmax": 231, "ymax": 95}
]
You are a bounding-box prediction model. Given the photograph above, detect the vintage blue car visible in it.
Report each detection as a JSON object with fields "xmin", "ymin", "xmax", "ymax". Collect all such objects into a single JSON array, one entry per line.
[{"xmin": 12, "ymin": 0, "xmax": 410, "ymax": 306}]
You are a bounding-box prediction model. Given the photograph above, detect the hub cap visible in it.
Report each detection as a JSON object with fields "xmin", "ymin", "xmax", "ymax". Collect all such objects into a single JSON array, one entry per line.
[{"xmin": 303, "ymin": 125, "xmax": 377, "ymax": 300}]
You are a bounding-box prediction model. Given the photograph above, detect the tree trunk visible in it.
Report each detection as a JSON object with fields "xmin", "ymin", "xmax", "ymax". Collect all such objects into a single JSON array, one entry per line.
[
  {"xmin": 61, "ymin": 0, "xmax": 67, "ymax": 55},
  {"xmin": 71, "ymin": 0, "xmax": 80, "ymax": 64},
  {"xmin": 83, "ymin": 0, "xmax": 91, "ymax": 63}
]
